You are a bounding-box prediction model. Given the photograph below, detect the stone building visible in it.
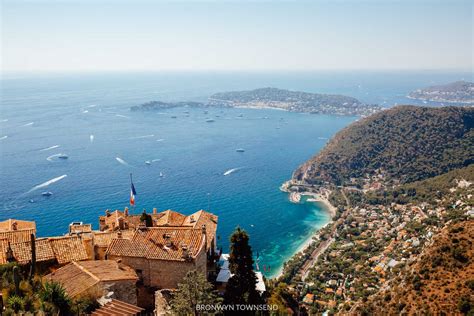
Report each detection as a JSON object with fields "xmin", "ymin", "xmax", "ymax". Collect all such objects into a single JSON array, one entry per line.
[
  {"xmin": 106, "ymin": 226, "xmax": 208, "ymax": 289},
  {"xmin": 45, "ymin": 260, "xmax": 139, "ymax": 305}
]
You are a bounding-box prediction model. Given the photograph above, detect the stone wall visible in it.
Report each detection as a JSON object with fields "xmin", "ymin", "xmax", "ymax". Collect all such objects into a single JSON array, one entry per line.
[{"xmin": 108, "ymin": 245, "xmax": 207, "ymax": 289}]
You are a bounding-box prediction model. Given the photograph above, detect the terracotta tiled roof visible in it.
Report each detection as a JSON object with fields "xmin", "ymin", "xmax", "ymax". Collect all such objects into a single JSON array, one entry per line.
[
  {"xmin": 0, "ymin": 229, "xmax": 36, "ymax": 244},
  {"xmin": 46, "ymin": 260, "xmax": 138, "ymax": 298},
  {"xmin": 0, "ymin": 219, "xmax": 36, "ymax": 232},
  {"xmin": 183, "ymin": 210, "xmax": 218, "ymax": 249},
  {"xmin": 106, "ymin": 227, "xmax": 206, "ymax": 261},
  {"xmin": 10, "ymin": 238, "xmax": 55, "ymax": 264},
  {"xmin": 154, "ymin": 210, "xmax": 186, "ymax": 226},
  {"xmin": 48, "ymin": 236, "xmax": 89, "ymax": 264},
  {"xmin": 45, "ymin": 262, "xmax": 99, "ymax": 297},
  {"xmin": 91, "ymin": 299, "xmax": 144, "ymax": 316},
  {"xmin": 93, "ymin": 230, "xmax": 134, "ymax": 248}
]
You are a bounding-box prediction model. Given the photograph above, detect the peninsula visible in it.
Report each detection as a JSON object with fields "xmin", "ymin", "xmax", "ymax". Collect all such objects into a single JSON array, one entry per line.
[
  {"xmin": 407, "ymin": 80, "xmax": 474, "ymax": 104},
  {"xmin": 130, "ymin": 87, "xmax": 381, "ymax": 116},
  {"xmin": 275, "ymin": 105, "xmax": 474, "ymax": 315}
]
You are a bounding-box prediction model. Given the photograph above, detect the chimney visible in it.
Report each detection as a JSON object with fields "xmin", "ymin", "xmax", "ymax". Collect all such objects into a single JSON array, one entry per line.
[
  {"xmin": 163, "ymin": 233, "xmax": 173, "ymax": 247},
  {"xmin": 190, "ymin": 215, "xmax": 195, "ymax": 223},
  {"xmin": 124, "ymin": 207, "xmax": 129, "ymax": 217},
  {"xmin": 153, "ymin": 208, "xmax": 157, "ymax": 214},
  {"xmin": 118, "ymin": 217, "xmax": 125, "ymax": 230},
  {"xmin": 181, "ymin": 244, "xmax": 191, "ymax": 260},
  {"xmin": 201, "ymin": 224, "xmax": 206, "ymax": 235},
  {"xmin": 11, "ymin": 222, "xmax": 17, "ymax": 231},
  {"xmin": 105, "ymin": 209, "xmax": 111, "ymax": 217},
  {"xmin": 117, "ymin": 230, "xmax": 123, "ymax": 239}
]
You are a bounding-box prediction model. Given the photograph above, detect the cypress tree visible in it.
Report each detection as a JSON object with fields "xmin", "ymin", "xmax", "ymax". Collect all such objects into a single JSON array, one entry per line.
[{"xmin": 224, "ymin": 227, "xmax": 264, "ymax": 306}]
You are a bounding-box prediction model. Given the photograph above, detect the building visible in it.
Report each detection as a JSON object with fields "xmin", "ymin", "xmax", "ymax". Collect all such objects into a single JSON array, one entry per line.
[
  {"xmin": 106, "ymin": 226, "xmax": 208, "ymax": 289},
  {"xmin": 98, "ymin": 209, "xmax": 218, "ymax": 254},
  {"xmin": 0, "ymin": 219, "xmax": 36, "ymax": 244},
  {"xmin": 45, "ymin": 260, "xmax": 139, "ymax": 304}
]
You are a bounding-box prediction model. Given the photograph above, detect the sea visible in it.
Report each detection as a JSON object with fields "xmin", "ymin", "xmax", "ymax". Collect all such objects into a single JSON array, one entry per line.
[{"xmin": 0, "ymin": 70, "xmax": 471, "ymax": 277}]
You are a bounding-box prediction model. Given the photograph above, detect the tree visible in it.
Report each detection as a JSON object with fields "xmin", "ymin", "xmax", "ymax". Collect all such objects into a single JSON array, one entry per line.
[
  {"xmin": 170, "ymin": 270, "xmax": 219, "ymax": 316},
  {"xmin": 224, "ymin": 227, "xmax": 264, "ymax": 306},
  {"xmin": 140, "ymin": 210, "xmax": 153, "ymax": 227},
  {"xmin": 39, "ymin": 281, "xmax": 71, "ymax": 315}
]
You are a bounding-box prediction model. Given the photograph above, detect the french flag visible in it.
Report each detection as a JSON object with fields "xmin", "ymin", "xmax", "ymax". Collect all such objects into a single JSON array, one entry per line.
[{"xmin": 130, "ymin": 174, "xmax": 137, "ymax": 206}]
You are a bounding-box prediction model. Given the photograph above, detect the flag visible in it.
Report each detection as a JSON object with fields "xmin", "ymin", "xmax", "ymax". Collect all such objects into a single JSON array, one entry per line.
[{"xmin": 130, "ymin": 174, "xmax": 137, "ymax": 206}]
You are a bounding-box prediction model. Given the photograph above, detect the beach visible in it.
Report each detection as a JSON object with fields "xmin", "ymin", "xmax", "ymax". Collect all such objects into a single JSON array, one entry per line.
[{"xmin": 272, "ymin": 183, "xmax": 338, "ymax": 279}]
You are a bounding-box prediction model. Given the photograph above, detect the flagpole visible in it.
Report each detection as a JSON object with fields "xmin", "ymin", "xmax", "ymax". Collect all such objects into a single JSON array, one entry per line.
[{"xmin": 130, "ymin": 173, "xmax": 135, "ymax": 211}]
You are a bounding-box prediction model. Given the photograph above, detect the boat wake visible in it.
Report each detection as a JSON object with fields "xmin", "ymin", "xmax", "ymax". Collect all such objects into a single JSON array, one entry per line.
[
  {"xmin": 116, "ymin": 114, "xmax": 130, "ymax": 119},
  {"xmin": 115, "ymin": 157, "xmax": 131, "ymax": 166},
  {"xmin": 90, "ymin": 135, "xmax": 95, "ymax": 143},
  {"xmin": 21, "ymin": 122, "xmax": 34, "ymax": 127},
  {"xmin": 40, "ymin": 145, "xmax": 60, "ymax": 152},
  {"xmin": 46, "ymin": 153, "xmax": 67, "ymax": 161},
  {"xmin": 126, "ymin": 134, "xmax": 155, "ymax": 140},
  {"xmin": 156, "ymin": 139, "xmax": 165, "ymax": 142},
  {"xmin": 26, "ymin": 174, "xmax": 67, "ymax": 194},
  {"xmin": 0, "ymin": 136, "xmax": 8, "ymax": 141},
  {"xmin": 223, "ymin": 167, "xmax": 242, "ymax": 176}
]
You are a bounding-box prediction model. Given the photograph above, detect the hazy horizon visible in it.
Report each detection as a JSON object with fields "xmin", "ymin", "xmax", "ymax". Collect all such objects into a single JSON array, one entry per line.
[{"xmin": 2, "ymin": 0, "xmax": 472, "ymax": 73}]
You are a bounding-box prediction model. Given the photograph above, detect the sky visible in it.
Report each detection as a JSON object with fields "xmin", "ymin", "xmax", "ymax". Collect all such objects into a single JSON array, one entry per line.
[{"xmin": 1, "ymin": 0, "xmax": 472, "ymax": 72}]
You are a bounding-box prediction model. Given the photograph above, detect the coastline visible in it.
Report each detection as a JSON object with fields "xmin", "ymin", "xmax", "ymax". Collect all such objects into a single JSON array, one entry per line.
[{"xmin": 272, "ymin": 182, "xmax": 337, "ymax": 279}]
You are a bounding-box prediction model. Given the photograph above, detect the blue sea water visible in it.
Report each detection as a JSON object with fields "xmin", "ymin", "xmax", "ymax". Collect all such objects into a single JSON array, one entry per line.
[{"xmin": 0, "ymin": 71, "xmax": 470, "ymax": 277}]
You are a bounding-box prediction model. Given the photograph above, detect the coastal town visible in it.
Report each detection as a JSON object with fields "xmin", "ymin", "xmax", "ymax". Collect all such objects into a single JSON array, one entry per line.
[{"xmin": 275, "ymin": 167, "xmax": 473, "ymax": 314}]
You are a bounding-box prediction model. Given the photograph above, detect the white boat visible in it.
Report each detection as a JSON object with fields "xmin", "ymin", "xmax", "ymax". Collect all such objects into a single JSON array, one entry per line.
[
  {"xmin": 145, "ymin": 160, "xmax": 151, "ymax": 165},
  {"xmin": 236, "ymin": 148, "xmax": 245, "ymax": 152},
  {"xmin": 159, "ymin": 172, "xmax": 164, "ymax": 177},
  {"xmin": 42, "ymin": 191, "xmax": 53, "ymax": 197}
]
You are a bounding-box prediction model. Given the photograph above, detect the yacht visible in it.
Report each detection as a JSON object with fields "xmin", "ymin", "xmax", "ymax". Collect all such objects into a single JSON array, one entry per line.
[
  {"xmin": 236, "ymin": 148, "xmax": 245, "ymax": 152},
  {"xmin": 58, "ymin": 154, "xmax": 68, "ymax": 159},
  {"xmin": 42, "ymin": 191, "xmax": 53, "ymax": 197},
  {"xmin": 206, "ymin": 119, "xmax": 215, "ymax": 123}
]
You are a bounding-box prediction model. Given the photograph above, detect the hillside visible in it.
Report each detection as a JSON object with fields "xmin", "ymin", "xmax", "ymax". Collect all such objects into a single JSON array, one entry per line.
[
  {"xmin": 408, "ymin": 81, "xmax": 474, "ymax": 104},
  {"xmin": 208, "ymin": 87, "xmax": 380, "ymax": 116},
  {"xmin": 365, "ymin": 164, "xmax": 474, "ymax": 205},
  {"xmin": 355, "ymin": 219, "xmax": 474, "ymax": 315},
  {"xmin": 292, "ymin": 106, "xmax": 474, "ymax": 186}
]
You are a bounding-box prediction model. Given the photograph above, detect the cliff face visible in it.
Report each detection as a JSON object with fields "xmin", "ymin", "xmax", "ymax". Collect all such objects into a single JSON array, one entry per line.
[{"xmin": 293, "ymin": 106, "xmax": 474, "ymax": 186}]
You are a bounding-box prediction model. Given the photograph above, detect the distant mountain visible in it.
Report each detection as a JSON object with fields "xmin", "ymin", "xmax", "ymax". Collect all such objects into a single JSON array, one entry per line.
[
  {"xmin": 130, "ymin": 87, "xmax": 381, "ymax": 116},
  {"xmin": 209, "ymin": 87, "xmax": 380, "ymax": 116},
  {"xmin": 408, "ymin": 81, "xmax": 474, "ymax": 104},
  {"xmin": 293, "ymin": 105, "xmax": 474, "ymax": 186}
]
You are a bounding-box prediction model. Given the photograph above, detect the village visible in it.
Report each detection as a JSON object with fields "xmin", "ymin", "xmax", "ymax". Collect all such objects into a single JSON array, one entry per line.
[
  {"xmin": 0, "ymin": 207, "xmax": 267, "ymax": 315},
  {"xmin": 279, "ymin": 179, "xmax": 473, "ymax": 314}
]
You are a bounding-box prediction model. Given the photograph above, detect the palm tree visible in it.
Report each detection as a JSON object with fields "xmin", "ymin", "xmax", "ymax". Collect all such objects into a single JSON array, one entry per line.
[{"xmin": 39, "ymin": 281, "xmax": 72, "ymax": 315}]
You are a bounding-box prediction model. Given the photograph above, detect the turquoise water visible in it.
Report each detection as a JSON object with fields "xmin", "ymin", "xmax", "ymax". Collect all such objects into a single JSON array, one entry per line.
[{"xmin": 0, "ymin": 71, "xmax": 470, "ymax": 276}]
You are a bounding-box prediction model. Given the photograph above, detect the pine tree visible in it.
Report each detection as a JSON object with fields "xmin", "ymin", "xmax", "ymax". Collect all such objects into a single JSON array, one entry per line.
[
  {"xmin": 170, "ymin": 270, "xmax": 219, "ymax": 316},
  {"xmin": 224, "ymin": 227, "xmax": 264, "ymax": 306}
]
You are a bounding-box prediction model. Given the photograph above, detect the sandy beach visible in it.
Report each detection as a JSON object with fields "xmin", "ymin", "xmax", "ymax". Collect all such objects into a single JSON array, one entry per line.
[{"xmin": 272, "ymin": 187, "xmax": 338, "ymax": 279}]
